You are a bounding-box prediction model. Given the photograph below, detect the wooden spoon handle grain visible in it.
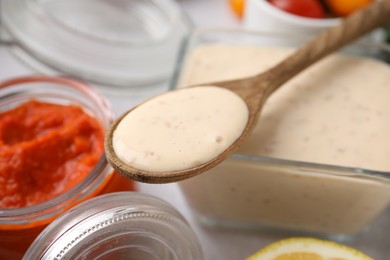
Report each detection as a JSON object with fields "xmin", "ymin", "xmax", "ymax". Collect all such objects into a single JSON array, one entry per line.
[{"xmin": 260, "ymin": 0, "xmax": 390, "ymax": 97}]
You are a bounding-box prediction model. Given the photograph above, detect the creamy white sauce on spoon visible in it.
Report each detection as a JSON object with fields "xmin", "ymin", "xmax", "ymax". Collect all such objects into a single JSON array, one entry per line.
[{"xmin": 113, "ymin": 86, "xmax": 249, "ymax": 172}]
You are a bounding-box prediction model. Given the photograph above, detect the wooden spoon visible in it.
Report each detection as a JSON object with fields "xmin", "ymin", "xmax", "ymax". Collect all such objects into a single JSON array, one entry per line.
[{"xmin": 106, "ymin": 0, "xmax": 390, "ymax": 183}]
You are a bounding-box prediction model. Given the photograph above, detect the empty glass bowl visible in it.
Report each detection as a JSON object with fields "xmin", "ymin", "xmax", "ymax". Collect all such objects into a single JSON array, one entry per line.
[{"xmin": 1, "ymin": 0, "xmax": 192, "ymax": 90}]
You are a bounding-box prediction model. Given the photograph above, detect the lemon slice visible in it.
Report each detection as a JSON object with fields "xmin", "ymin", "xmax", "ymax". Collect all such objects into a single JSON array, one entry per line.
[{"xmin": 246, "ymin": 237, "xmax": 373, "ymax": 260}]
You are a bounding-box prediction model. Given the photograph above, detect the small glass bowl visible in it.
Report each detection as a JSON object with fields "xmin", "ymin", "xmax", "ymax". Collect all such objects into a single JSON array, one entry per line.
[
  {"xmin": 171, "ymin": 29, "xmax": 390, "ymax": 237},
  {"xmin": 0, "ymin": 76, "xmax": 135, "ymax": 259},
  {"xmin": 23, "ymin": 192, "xmax": 203, "ymax": 260},
  {"xmin": 0, "ymin": 0, "xmax": 192, "ymax": 90}
]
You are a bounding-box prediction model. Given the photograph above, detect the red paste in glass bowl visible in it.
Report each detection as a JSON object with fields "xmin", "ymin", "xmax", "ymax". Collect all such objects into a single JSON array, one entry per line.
[{"xmin": 0, "ymin": 100, "xmax": 105, "ymax": 208}]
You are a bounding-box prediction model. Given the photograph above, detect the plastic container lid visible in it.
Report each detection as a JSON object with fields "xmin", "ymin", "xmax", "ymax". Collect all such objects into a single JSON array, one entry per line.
[
  {"xmin": 23, "ymin": 192, "xmax": 203, "ymax": 260},
  {"xmin": 1, "ymin": 0, "xmax": 192, "ymax": 90}
]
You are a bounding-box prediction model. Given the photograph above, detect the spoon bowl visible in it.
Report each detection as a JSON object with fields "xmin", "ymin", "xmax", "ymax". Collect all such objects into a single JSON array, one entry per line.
[{"xmin": 106, "ymin": 0, "xmax": 390, "ymax": 183}]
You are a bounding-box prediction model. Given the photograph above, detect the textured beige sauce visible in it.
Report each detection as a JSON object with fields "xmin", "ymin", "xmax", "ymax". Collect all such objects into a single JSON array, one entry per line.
[
  {"xmin": 180, "ymin": 45, "xmax": 390, "ymax": 171},
  {"xmin": 179, "ymin": 44, "xmax": 390, "ymax": 234},
  {"xmin": 113, "ymin": 86, "xmax": 248, "ymax": 172}
]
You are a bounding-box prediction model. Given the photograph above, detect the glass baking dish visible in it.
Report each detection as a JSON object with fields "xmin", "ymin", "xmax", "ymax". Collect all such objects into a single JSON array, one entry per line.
[{"xmin": 171, "ymin": 29, "xmax": 390, "ymax": 238}]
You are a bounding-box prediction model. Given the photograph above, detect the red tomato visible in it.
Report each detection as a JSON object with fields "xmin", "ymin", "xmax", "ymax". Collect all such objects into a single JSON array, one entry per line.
[{"xmin": 269, "ymin": 0, "xmax": 325, "ymax": 18}]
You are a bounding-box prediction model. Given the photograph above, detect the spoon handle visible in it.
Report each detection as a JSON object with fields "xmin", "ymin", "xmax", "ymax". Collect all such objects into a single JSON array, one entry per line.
[{"xmin": 260, "ymin": 0, "xmax": 390, "ymax": 98}]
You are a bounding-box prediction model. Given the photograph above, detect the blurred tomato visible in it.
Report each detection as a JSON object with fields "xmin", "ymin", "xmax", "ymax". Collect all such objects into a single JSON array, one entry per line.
[
  {"xmin": 269, "ymin": 0, "xmax": 325, "ymax": 18},
  {"xmin": 325, "ymin": 0, "xmax": 373, "ymax": 16},
  {"xmin": 229, "ymin": 0, "xmax": 245, "ymax": 18}
]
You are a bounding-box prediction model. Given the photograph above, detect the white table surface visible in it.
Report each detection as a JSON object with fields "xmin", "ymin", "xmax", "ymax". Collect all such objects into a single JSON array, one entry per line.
[{"xmin": 1, "ymin": 0, "xmax": 390, "ymax": 259}]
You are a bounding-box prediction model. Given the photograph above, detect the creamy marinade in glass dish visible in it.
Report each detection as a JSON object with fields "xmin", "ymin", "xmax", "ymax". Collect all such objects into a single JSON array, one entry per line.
[{"xmin": 171, "ymin": 29, "xmax": 390, "ymax": 238}]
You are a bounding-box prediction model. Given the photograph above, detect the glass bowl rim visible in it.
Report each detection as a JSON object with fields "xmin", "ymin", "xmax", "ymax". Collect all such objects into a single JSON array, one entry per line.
[
  {"xmin": 23, "ymin": 0, "xmax": 185, "ymax": 46},
  {"xmin": 23, "ymin": 192, "xmax": 204, "ymax": 260}
]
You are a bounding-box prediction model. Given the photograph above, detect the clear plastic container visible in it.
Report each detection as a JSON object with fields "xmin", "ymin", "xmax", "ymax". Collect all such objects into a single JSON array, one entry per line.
[
  {"xmin": 172, "ymin": 29, "xmax": 390, "ymax": 237},
  {"xmin": 0, "ymin": 0, "xmax": 191, "ymax": 90},
  {"xmin": 23, "ymin": 192, "xmax": 203, "ymax": 260},
  {"xmin": 0, "ymin": 76, "xmax": 135, "ymax": 259}
]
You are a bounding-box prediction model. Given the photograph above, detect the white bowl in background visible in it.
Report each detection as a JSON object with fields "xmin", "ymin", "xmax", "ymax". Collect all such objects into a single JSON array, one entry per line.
[
  {"xmin": 243, "ymin": 0, "xmax": 340, "ymax": 35},
  {"xmin": 243, "ymin": 0, "xmax": 382, "ymax": 44}
]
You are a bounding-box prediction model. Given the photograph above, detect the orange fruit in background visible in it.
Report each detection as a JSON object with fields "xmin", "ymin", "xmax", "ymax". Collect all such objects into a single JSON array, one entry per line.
[
  {"xmin": 325, "ymin": 0, "xmax": 374, "ymax": 16},
  {"xmin": 229, "ymin": 0, "xmax": 245, "ymax": 17}
]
